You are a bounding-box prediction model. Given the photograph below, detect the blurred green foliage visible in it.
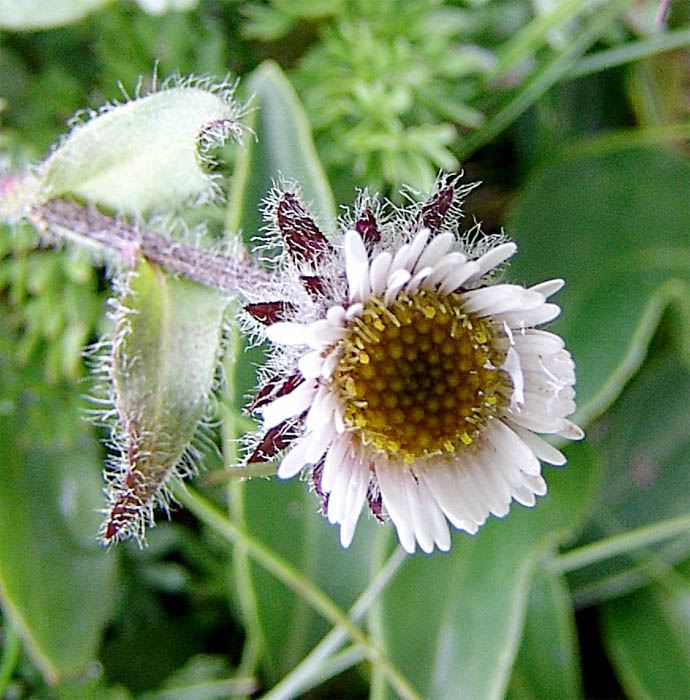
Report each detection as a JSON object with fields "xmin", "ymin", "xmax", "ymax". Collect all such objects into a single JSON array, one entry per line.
[{"xmin": 1, "ymin": 1, "xmax": 689, "ymax": 699}]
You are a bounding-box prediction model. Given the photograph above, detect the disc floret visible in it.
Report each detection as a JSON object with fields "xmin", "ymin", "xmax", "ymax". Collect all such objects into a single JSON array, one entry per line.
[{"xmin": 334, "ymin": 290, "xmax": 506, "ymax": 462}]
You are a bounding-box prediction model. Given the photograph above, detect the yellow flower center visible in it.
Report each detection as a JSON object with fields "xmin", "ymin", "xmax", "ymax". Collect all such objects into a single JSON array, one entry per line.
[{"xmin": 333, "ymin": 289, "xmax": 507, "ymax": 462}]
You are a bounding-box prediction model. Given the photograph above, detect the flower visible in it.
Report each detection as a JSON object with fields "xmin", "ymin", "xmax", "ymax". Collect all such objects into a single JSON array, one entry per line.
[{"xmin": 243, "ymin": 174, "xmax": 583, "ymax": 554}]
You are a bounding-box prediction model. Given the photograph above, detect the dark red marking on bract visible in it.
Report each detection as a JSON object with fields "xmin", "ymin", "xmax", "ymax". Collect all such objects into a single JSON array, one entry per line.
[
  {"xmin": 311, "ymin": 457, "xmax": 329, "ymax": 515},
  {"xmin": 299, "ymin": 275, "xmax": 328, "ymax": 299},
  {"xmin": 277, "ymin": 192, "xmax": 332, "ymax": 266},
  {"xmin": 354, "ymin": 208, "xmax": 380, "ymax": 253},
  {"xmin": 245, "ymin": 301, "xmax": 295, "ymax": 325},
  {"xmin": 104, "ymin": 466, "xmax": 148, "ymax": 541},
  {"xmin": 420, "ymin": 172, "xmax": 464, "ymax": 234},
  {"xmin": 105, "ymin": 488, "xmax": 143, "ymax": 540},
  {"xmin": 247, "ymin": 371, "xmax": 303, "ymax": 414},
  {"xmin": 367, "ymin": 481, "xmax": 384, "ymax": 523},
  {"xmin": 248, "ymin": 421, "xmax": 300, "ymax": 463}
]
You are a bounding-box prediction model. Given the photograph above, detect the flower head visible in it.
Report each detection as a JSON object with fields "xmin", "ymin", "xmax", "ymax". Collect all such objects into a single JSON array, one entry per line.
[{"xmin": 243, "ymin": 174, "xmax": 583, "ymax": 554}]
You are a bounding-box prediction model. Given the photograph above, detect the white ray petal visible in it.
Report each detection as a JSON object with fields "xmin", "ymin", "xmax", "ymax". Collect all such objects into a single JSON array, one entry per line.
[
  {"xmin": 326, "ymin": 305, "xmax": 346, "ymax": 325},
  {"xmin": 457, "ymin": 453, "xmax": 504, "ymax": 516},
  {"xmin": 461, "ymin": 285, "xmax": 543, "ymax": 316},
  {"xmin": 277, "ymin": 438, "xmax": 311, "ymax": 479},
  {"xmin": 376, "ymin": 461, "xmax": 417, "ymax": 554},
  {"xmin": 401, "ymin": 469, "xmax": 436, "ymax": 553},
  {"xmin": 420, "ymin": 464, "xmax": 482, "ymax": 532},
  {"xmin": 509, "ymin": 424, "xmax": 567, "ymax": 466},
  {"xmin": 423, "ymin": 251, "xmax": 467, "ymax": 287},
  {"xmin": 404, "ymin": 266, "xmax": 433, "ymax": 294},
  {"xmin": 369, "ymin": 251, "xmax": 393, "ymax": 296},
  {"xmin": 512, "ymin": 482, "xmax": 537, "ymax": 507},
  {"xmin": 465, "ymin": 242, "xmax": 517, "ymax": 283},
  {"xmin": 511, "ymin": 329, "xmax": 565, "ymax": 354},
  {"xmin": 530, "ymin": 278, "xmax": 565, "ymax": 298},
  {"xmin": 339, "ymin": 459, "xmax": 369, "ymax": 548},
  {"xmin": 321, "ymin": 350, "xmax": 340, "ymax": 379},
  {"xmin": 321, "ymin": 435, "xmax": 350, "ymax": 494},
  {"xmin": 424, "ymin": 463, "xmax": 488, "ymax": 531},
  {"xmin": 394, "ymin": 519, "xmax": 417, "ymax": 555},
  {"xmin": 466, "ymin": 456, "xmax": 510, "ymax": 517},
  {"xmin": 406, "ymin": 228, "xmax": 431, "ymax": 271},
  {"xmin": 345, "ymin": 230, "xmax": 371, "ymax": 303},
  {"xmin": 305, "ymin": 384, "xmax": 335, "ymax": 431},
  {"xmin": 305, "ymin": 420, "xmax": 337, "ymax": 464},
  {"xmin": 414, "ymin": 232, "xmax": 454, "ymax": 273},
  {"xmin": 501, "ymin": 346, "xmax": 525, "ymax": 408},
  {"xmin": 346, "ymin": 302, "xmax": 364, "ymax": 321},
  {"xmin": 305, "ymin": 319, "xmax": 347, "ymax": 348},
  {"xmin": 496, "ymin": 303, "xmax": 561, "ymax": 330},
  {"xmin": 504, "ymin": 410, "xmax": 564, "ymax": 436},
  {"xmin": 514, "ymin": 390, "xmax": 576, "ymax": 421},
  {"xmin": 261, "ymin": 381, "xmax": 316, "ymax": 430},
  {"xmin": 416, "ymin": 476, "xmax": 451, "ymax": 551},
  {"xmin": 488, "ymin": 419, "xmax": 541, "ymax": 476},
  {"xmin": 437, "ymin": 261, "xmax": 480, "ymax": 294},
  {"xmin": 266, "ymin": 321, "xmax": 309, "ymax": 345},
  {"xmin": 520, "ymin": 359, "xmax": 576, "ymax": 387},
  {"xmin": 327, "ymin": 454, "xmax": 354, "ymax": 525},
  {"xmin": 383, "ymin": 269, "xmax": 412, "ymax": 305},
  {"xmin": 559, "ymin": 420, "xmax": 585, "ymax": 440},
  {"xmin": 389, "ymin": 243, "xmax": 411, "ymax": 277},
  {"xmin": 298, "ymin": 350, "xmax": 325, "ymax": 379},
  {"xmin": 524, "ymin": 473, "xmax": 548, "ymax": 496}
]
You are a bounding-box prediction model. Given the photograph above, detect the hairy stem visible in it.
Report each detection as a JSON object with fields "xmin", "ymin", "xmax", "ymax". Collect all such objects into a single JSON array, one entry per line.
[{"xmin": 27, "ymin": 197, "xmax": 275, "ymax": 297}]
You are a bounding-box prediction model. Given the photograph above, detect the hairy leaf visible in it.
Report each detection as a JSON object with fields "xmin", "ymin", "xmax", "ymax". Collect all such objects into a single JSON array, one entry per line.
[
  {"xmin": 102, "ymin": 259, "xmax": 227, "ymax": 543},
  {"xmin": 41, "ymin": 82, "xmax": 244, "ymax": 215}
]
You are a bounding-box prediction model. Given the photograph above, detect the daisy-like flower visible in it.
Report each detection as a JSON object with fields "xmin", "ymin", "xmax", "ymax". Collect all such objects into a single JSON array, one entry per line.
[{"xmin": 243, "ymin": 174, "xmax": 583, "ymax": 554}]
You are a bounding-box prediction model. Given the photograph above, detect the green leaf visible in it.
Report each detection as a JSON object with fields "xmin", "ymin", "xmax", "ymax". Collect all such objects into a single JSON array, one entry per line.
[
  {"xmin": 0, "ymin": 0, "xmax": 111, "ymax": 29},
  {"xmin": 0, "ymin": 317, "xmax": 116, "ymax": 682},
  {"xmin": 507, "ymin": 146, "xmax": 690, "ymax": 424},
  {"xmin": 508, "ymin": 557, "xmax": 584, "ymax": 700},
  {"xmin": 600, "ymin": 558, "xmax": 690, "ymax": 700},
  {"xmin": 378, "ymin": 442, "xmax": 599, "ymax": 700},
  {"xmin": 41, "ymin": 84, "xmax": 243, "ymax": 215},
  {"xmin": 237, "ymin": 478, "xmax": 381, "ymax": 683},
  {"xmin": 227, "ymin": 60, "xmax": 336, "ymax": 241},
  {"xmin": 565, "ymin": 338, "xmax": 690, "ymax": 605},
  {"xmin": 103, "ymin": 259, "xmax": 227, "ymax": 543}
]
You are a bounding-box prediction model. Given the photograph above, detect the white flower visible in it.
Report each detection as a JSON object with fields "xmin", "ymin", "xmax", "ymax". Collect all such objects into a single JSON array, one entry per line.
[{"xmin": 243, "ymin": 174, "xmax": 583, "ymax": 554}]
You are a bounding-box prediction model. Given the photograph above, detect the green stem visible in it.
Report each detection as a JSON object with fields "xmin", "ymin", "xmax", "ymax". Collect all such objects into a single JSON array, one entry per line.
[
  {"xmin": 459, "ymin": 0, "xmax": 633, "ymax": 160},
  {"xmin": 595, "ymin": 511, "xmax": 690, "ymax": 599},
  {"xmin": 261, "ymin": 545, "xmax": 406, "ymax": 700},
  {"xmin": 559, "ymin": 123, "xmax": 690, "ymax": 159},
  {"xmin": 296, "ymin": 646, "xmax": 366, "ymax": 696},
  {"xmin": 141, "ymin": 676, "xmax": 260, "ymax": 700},
  {"xmin": 201, "ymin": 459, "xmax": 276, "ymax": 485},
  {"xmin": 551, "ymin": 513, "xmax": 690, "ymax": 574},
  {"xmin": 0, "ymin": 623, "xmax": 21, "ymax": 696},
  {"xmin": 368, "ymin": 526, "xmax": 395, "ymax": 700},
  {"xmin": 174, "ymin": 484, "xmax": 422, "ymax": 700},
  {"xmin": 491, "ymin": 0, "xmax": 595, "ymax": 79},
  {"xmin": 567, "ymin": 27, "xmax": 690, "ymax": 80},
  {"xmin": 220, "ymin": 324, "xmax": 264, "ymax": 685}
]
